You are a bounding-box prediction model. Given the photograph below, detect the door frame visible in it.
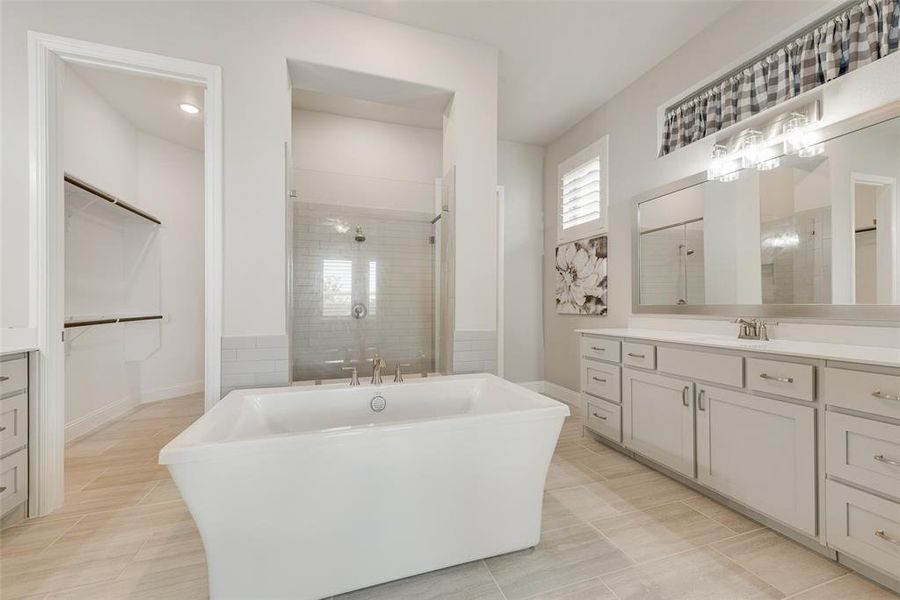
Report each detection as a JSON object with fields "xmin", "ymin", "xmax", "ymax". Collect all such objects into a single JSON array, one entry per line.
[
  {"xmin": 849, "ymin": 172, "xmax": 898, "ymax": 304},
  {"xmin": 27, "ymin": 31, "xmax": 223, "ymax": 516}
]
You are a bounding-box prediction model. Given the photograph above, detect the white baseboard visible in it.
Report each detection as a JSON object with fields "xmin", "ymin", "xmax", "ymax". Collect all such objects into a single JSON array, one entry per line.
[
  {"xmin": 138, "ymin": 380, "xmax": 203, "ymax": 404},
  {"xmin": 65, "ymin": 380, "xmax": 203, "ymax": 443},
  {"xmin": 517, "ymin": 380, "xmax": 580, "ymax": 408},
  {"xmin": 65, "ymin": 396, "xmax": 138, "ymax": 443}
]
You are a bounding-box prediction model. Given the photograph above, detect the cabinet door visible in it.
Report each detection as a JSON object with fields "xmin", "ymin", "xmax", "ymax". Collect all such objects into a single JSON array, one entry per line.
[
  {"xmin": 696, "ymin": 384, "xmax": 816, "ymax": 535},
  {"xmin": 622, "ymin": 369, "xmax": 694, "ymax": 477}
]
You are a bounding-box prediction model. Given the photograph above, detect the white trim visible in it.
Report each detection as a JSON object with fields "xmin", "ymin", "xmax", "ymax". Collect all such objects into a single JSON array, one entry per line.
[
  {"xmin": 518, "ymin": 380, "xmax": 580, "ymax": 409},
  {"xmin": 557, "ymin": 137, "xmax": 608, "ymax": 245},
  {"xmin": 27, "ymin": 32, "xmax": 223, "ymax": 516},
  {"xmin": 496, "ymin": 185, "xmax": 505, "ymax": 378},
  {"xmin": 543, "ymin": 381, "xmax": 580, "ymax": 407},
  {"xmin": 64, "ymin": 396, "xmax": 138, "ymax": 443},
  {"xmin": 849, "ymin": 172, "xmax": 898, "ymax": 304},
  {"xmin": 138, "ymin": 380, "xmax": 204, "ymax": 404}
]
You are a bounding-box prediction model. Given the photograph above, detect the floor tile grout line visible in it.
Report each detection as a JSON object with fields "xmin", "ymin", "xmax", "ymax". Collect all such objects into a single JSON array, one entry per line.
[
  {"xmin": 481, "ymin": 558, "xmax": 509, "ymax": 600},
  {"xmin": 705, "ymin": 542, "xmax": 791, "ymax": 596},
  {"xmin": 781, "ymin": 573, "xmax": 852, "ymax": 599}
]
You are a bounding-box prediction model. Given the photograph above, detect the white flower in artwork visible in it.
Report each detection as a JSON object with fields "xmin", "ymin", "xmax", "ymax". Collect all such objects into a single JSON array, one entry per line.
[{"xmin": 556, "ymin": 236, "xmax": 608, "ymax": 315}]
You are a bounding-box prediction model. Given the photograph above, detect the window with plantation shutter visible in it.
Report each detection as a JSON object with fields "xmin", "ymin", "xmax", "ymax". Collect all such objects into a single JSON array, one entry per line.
[{"xmin": 558, "ymin": 137, "xmax": 608, "ymax": 244}]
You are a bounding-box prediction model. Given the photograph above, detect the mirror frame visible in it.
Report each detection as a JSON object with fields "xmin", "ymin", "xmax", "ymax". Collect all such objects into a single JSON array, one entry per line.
[{"xmin": 632, "ymin": 101, "xmax": 900, "ymax": 323}]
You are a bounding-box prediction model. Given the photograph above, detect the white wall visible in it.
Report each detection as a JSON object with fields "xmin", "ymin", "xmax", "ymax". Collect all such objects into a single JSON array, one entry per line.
[
  {"xmin": 62, "ymin": 67, "xmax": 203, "ymax": 435},
  {"xmin": 291, "ymin": 109, "xmax": 441, "ymax": 213},
  {"xmin": 498, "ymin": 140, "xmax": 544, "ymax": 383},
  {"xmin": 543, "ymin": 0, "xmax": 900, "ymax": 391},
  {"xmin": 2, "ymin": 3, "xmax": 498, "ymax": 346}
]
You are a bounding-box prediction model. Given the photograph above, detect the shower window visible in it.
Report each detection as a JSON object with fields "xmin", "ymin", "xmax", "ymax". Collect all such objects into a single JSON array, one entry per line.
[
  {"xmin": 322, "ymin": 259, "xmax": 352, "ymax": 317},
  {"xmin": 368, "ymin": 261, "xmax": 377, "ymax": 317}
]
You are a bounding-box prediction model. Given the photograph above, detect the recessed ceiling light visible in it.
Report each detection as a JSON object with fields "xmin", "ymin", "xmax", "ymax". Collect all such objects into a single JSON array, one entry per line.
[{"xmin": 179, "ymin": 103, "xmax": 200, "ymax": 115}]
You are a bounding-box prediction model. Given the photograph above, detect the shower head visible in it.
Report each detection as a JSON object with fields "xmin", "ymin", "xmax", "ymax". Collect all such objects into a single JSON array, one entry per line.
[{"xmin": 354, "ymin": 226, "xmax": 366, "ymax": 243}]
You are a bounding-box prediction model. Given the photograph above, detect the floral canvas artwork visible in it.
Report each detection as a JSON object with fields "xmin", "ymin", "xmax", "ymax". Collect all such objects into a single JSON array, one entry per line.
[{"xmin": 556, "ymin": 236, "xmax": 607, "ymax": 315}]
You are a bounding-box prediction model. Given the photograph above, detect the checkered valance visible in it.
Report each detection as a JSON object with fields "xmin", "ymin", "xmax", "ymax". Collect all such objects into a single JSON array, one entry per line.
[{"xmin": 659, "ymin": 0, "xmax": 900, "ymax": 156}]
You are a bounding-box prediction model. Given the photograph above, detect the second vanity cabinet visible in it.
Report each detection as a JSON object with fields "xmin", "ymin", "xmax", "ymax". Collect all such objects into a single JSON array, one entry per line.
[{"xmin": 578, "ymin": 329, "xmax": 900, "ymax": 592}]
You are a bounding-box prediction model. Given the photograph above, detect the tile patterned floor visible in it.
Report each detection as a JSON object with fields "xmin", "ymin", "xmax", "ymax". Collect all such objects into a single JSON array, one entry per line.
[{"xmin": 1, "ymin": 395, "xmax": 897, "ymax": 599}]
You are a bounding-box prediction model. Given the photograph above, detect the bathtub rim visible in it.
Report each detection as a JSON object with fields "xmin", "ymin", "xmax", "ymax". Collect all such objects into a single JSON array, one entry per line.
[{"xmin": 159, "ymin": 373, "xmax": 570, "ymax": 466}]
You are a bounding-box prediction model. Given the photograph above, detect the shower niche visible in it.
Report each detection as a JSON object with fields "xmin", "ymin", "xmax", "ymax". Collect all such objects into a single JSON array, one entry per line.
[{"xmin": 288, "ymin": 68, "xmax": 454, "ymax": 383}]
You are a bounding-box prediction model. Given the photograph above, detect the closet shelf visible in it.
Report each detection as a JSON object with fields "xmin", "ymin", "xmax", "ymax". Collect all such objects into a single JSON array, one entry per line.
[
  {"xmin": 64, "ymin": 174, "xmax": 162, "ymax": 225},
  {"xmin": 64, "ymin": 315, "xmax": 163, "ymax": 329}
]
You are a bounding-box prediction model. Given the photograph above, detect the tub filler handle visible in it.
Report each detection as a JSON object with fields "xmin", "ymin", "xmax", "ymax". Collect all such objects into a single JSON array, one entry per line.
[{"xmin": 342, "ymin": 366, "xmax": 360, "ymax": 387}]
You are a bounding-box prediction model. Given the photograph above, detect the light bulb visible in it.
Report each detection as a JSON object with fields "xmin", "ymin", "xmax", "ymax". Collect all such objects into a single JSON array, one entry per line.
[
  {"xmin": 783, "ymin": 113, "xmax": 809, "ymax": 155},
  {"xmin": 740, "ymin": 130, "xmax": 764, "ymax": 168},
  {"xmin": 179, "ymin": 103, "xmax": 200, "ymax": 115},
  {"xmin": 707, "ymin": 144, "xmax": 728, "ymax": 181}
]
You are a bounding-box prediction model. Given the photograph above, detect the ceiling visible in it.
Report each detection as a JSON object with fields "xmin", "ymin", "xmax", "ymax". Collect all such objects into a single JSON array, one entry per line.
[
  {"xmin": 289, "ymin": 59, "xmax": 452, "ymax": 129},
  {"xmin": 326, "ymin": 1, "xmax": 738, "ymax": 144},
  {"xmin": 68, "ymin": 63, "xmax": 205, "ymax": 151}
]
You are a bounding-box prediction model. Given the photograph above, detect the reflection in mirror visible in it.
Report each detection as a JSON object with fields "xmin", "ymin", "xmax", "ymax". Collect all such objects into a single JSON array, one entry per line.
[{"xmin": 637, "ymin": 114, "xmax": 900, "ymax": 309}]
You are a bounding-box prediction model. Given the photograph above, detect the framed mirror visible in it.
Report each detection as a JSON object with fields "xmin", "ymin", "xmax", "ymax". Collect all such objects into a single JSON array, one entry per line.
[{"xmin": 633, "ymin": 103, "xmax": 900, "ymax": 321}]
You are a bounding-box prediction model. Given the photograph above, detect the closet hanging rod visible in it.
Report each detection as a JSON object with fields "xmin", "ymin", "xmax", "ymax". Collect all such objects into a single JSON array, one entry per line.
[
  {"xmin": 64, "ymin": 174, "xmax": 162, "ymax": 225},
  {"xmin": 64, "ymin": 315, "xmax": 163, "ymax": 329}
]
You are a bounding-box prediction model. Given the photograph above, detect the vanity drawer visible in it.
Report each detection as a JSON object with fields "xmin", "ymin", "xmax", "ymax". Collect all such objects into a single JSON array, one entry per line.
[
  {"xmin": 585, "ymin": 395, "xmax": 621, "ymax": 443},
  {"xmin": 0, "ymin": 448, "xmax": 27, "ymax": 517},
  {"xmin": 826, "ymin": 479, "xmax": 900, "ymax": 577},
  {"xmin": 825, "ymin": 367, "xmax": 900, "ymax": 420},
  {"xmin": 0, "ymin": 357, "xmax": 27, "ymax": 396},
  {"xmin": 580, "ymin": 336, "xmax": 620, "ymax": 363},
  {"xmin": 747, "ymin": 358, "xmax": 814, "ymax": 401},
  {"xmin": 0, "ymin": 394, "xmax": 27, "ymax": 457},
  {"xmin": 657, "ymin": 346, "xmax": 743, "ymax": 388},
  {"xmin": 622, "ymin": 342, "xmax": 655, "ymax": 370},
  {"xmin": 582, "ymin": 360, "xmax": 620, "ymax": 403},
  {"xmin": 826, "ymin": 412, "xmax": 900, "ymax": 499}
]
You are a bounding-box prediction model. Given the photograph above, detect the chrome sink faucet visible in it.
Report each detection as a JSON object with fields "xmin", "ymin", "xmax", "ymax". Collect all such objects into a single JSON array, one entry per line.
[
  {"xmin": 342, "ymin": 366, "xmax": 360, "ymax": 386},
  {"xmin": 371, "ymin": 353, "xmax": 387, "ymax": 385},
  {"xmin": 733, "ymin": 318, "xmax": 777, "ymax": 341}
]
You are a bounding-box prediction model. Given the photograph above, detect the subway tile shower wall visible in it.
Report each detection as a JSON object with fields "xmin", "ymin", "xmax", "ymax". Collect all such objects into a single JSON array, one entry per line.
[
  {"xmin": 293, "ymin": 201, "xmax": 435, "ymax": 382},
  {"xmin": 221, "ymin": 335, "xmax": 290, "ymax": 397},
  {"xmin": 453, "ymin": 330, "xmax": 497, "ymax": 375}
]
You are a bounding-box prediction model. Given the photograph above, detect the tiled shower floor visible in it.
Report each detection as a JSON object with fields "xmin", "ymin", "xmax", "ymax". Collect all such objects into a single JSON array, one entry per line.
[{"xmin": 0, "ymin": 395, "xmax": 896, "ymax": 599}]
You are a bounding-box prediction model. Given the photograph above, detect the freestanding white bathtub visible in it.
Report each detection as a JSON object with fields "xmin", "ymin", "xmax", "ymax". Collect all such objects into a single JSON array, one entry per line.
[{"xmin": 159, "ymin": 373, "xmax": 569, "ymax": 600}]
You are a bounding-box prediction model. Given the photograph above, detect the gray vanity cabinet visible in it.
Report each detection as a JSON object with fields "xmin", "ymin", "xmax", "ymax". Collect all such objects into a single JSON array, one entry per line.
[
  {"xmin": 622, "ymin": 369, "xmax": 694, "ymax": 478},
  {"xmin": 696, "ymin": 384, "xmax": 816, "ymax": 536}
]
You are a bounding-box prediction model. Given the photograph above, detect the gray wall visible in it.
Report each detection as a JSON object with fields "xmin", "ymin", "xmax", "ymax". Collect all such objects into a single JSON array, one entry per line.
[
  {"xmin": 542, "ymin": 1, "xmax": 830, "ymax": 391},
  {"xmin": 499, "ymin": 140, "xmax": 545, "ymax": 382}
]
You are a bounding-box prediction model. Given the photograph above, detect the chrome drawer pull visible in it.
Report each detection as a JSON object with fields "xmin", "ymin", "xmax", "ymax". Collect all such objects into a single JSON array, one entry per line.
[
  {"xmin": 682, "ymin": 386, "xmax": 690, "ymax": 407},
  {"xmin": 0, "ymin": 426, "xmax": 6, "ymax": 433},
  {"xmin": 698, "ymin": 389, "xmax": 706, "ymax": 411},
  {"xmin": 874, "ymin": 454, "xmax": 900, "ymax": 468},
  {"xmin": 627, "ymin": 352, "xmax": 645, "ymax": 359},
  {"xmin": 759, "ymin": 373, "xmax": 793, "ymax": 384},
  {"xmin": 0, "ymin": 376, "xmax": 8, "ymax": 382},
  {"xmin": 875, "ymin": 529, "xmax": 900, "ymax": 545},
  {"xmin": 591, "ymin": 376, "xmax": 607, "ymax": 383},
  {"xmin": 591, "ymin": 412, "xmax": 607, "ymax": 421},
  {"xmin": 872, "ymin": 390, "xmax": 900, "ymax": 402},
  {"xmin": 590, "ymin": 346, "xmax": 606, "ymax": 352}
]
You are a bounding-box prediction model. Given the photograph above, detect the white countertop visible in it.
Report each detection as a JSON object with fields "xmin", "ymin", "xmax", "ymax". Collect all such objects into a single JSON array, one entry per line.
[{"xmin": 575, "ymin": 328, "xmax": 900, "ymax": 369}]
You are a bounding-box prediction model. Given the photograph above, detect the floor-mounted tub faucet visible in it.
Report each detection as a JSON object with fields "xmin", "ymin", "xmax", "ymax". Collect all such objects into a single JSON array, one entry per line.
[
  {"xmin": 342, "ymin": 366, "xmax": 360, "ymax": 386},
  {"xmin": 371, "ymin": 353, "xmax": 386, "ymax": 385}
]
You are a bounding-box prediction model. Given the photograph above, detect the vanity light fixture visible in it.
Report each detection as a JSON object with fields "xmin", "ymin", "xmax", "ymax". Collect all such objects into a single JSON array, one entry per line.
[
  {"xmin": 740, "ymin": 130, "xmax": 764, "ymax": 168},
  {"xmin": 179, "ymin": 102, "xmax": 200, "ymax": 115},
  {"xmin": 707, "ymin": 144, "xmax": 728, "ymax": 180},
  {"xmin": 783, "ymin": 112, "xmax": 809, "ymax": 154}
]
